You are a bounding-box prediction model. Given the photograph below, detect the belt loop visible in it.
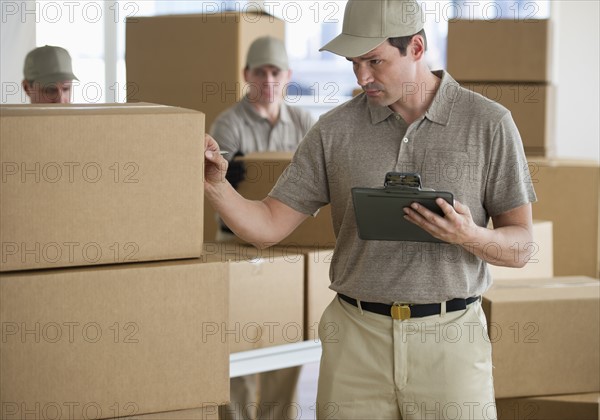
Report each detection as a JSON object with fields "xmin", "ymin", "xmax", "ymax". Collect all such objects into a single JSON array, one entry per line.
[
  {"xmin": 440, "ymin": 301, "xmax": 447, "ymax": 317},
  {"xmin": 356, "ymin": 299, "xmax": 364, "ymax": 315}
]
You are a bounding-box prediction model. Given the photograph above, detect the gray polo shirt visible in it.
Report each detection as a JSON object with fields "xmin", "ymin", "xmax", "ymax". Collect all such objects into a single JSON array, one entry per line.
[
  {"xmin": 270, "ymin": 71, "xmax": 537, "ymax": 304},
  {"xmin": 210, "ymin": 95, "xmax": 315, "ymax": 159}
]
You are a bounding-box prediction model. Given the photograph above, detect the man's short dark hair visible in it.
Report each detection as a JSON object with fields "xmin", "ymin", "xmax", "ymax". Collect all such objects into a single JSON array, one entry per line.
[{"xmin": 388, "ymin": 29, "xmax": 427, "ymax": 56}]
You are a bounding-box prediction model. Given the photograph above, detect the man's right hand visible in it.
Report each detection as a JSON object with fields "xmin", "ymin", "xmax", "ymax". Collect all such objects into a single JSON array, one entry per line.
[{"xmin": 204, "ymin": 134, "xmax": 229, "ymax": 188}]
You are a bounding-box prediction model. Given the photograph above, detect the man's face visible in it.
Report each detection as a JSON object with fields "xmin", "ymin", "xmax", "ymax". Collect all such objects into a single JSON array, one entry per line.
[
  {"xmin": 24, "ymin": 80, "xmax": 73, "ymax": 104},
  {"xmin": 244, "ymin": 65, "xmax": 291, "ymax": 106},
  {"xmin": 348, "ymin": 40, "xmax": 417, "ymax": 108}
]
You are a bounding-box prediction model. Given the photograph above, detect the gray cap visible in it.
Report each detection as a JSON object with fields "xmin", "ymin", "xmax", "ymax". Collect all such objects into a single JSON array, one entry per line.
[
  {"xmin": 23, "ymin": 45, "xmax": 78, "ymax": 85},
  {"xmin": 320, "ymin": 0, "xmax": 424, "ymax": 58},
  {"xmin": 246, "ymin": 36, "xmax": 289, "ymax": 71}
]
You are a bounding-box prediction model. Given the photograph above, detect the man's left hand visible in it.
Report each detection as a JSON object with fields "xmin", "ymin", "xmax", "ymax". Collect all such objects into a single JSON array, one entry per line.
[{"xmin": 403, "ymin": 198, "xmax": 478, "ymax": 244}]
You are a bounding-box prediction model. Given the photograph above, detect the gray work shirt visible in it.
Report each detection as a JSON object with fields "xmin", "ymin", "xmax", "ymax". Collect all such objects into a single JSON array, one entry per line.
[
  {"xmin": 270, "ymin": 70, "xmax": 537, "ymax": 304},
  {"xmin": 210, "ymin": 95, "xmax": 315, "ymax": 159}
]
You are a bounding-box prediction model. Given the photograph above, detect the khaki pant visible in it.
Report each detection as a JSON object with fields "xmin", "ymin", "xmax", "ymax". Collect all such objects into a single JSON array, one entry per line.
[
  {"xmin": 219, "ymin": 367, "xmax": 302, "ymax": 420},
  {"xmin": 316, "ymin": 296, "xmax": 497, "ymax": 420}
]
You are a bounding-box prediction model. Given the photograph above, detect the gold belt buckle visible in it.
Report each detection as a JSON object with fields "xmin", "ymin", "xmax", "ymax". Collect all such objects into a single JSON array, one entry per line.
[{"xmin": 391, "ymin": 303, "xmax": 411, "ymax": 320}]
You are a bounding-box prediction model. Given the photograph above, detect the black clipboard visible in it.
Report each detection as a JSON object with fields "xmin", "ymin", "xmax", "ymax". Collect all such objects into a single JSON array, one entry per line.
[{"xmin": 351, "ymin": 173, "xmax": 454, "ymax": 243}]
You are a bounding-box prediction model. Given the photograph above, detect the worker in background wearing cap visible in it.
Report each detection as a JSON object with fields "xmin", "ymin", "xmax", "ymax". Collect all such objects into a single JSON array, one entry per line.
[
  {"xmin": 204, "ymin": 0, "xmax": 536, "ymax": 418},
  {"xmin": 210, "ymin": 36, "xmax": 314, "ymax": 420},
  {"xmin": 22, "ymin": 45, "xmax": 78, "ymax": 104}
]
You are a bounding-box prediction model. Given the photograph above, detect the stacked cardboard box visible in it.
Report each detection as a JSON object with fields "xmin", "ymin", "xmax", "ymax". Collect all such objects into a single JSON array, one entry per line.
[
  {"xmin": 273, "ymin": 245, "xmax": 337, "ymax": 341},
  {"xmin": 201, "ymin": 243, "xmax": 305, "ymax": 353},
  {"xmin": 483, "ymin": 277, "xmax": 599, "ymax": 401},
  {"xmin": 126, "ymin": 11, "xmax": 284, "ymax": 134},
  {"xmin": 447, "ymin": 19, "xmax": 554, "ymax": 157},
  {"xmin": 527, "ymin": 159, "xmax": 600, "ymax": 278},
  {"xmin": 0, "ymin": 103, "xmax": 204, "ymax": 271},
  {"xmin": 0, "ymin": 104, "xmax": 230, "ymax": 418}
]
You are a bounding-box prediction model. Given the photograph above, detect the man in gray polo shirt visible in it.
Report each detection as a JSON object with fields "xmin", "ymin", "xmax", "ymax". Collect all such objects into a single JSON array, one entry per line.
[
  {"xmin": 205, "ymin": 1, "xmax": 536, "ymax": 418},
  {"xmin": 211, "ymin": 36, "xmax": 314, "ymax": 420}
]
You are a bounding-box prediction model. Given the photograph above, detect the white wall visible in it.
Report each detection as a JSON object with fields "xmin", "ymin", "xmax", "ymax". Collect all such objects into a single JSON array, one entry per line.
[
  {"xmin": 552, "ymin": 1, "xmax": 600, "ymax": 161},
  {"xmin": 1, "ymin": 0, "xmax": 36, "ymax": 104}
]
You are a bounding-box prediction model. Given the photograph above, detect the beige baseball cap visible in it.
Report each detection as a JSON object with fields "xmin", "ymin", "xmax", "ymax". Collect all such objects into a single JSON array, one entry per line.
[
  {"xmin": 320, "ymin": 0, "xmax": 424, "ymax": 58},
  {"xmin": 246, "ymin": 36, "xmax": 289, "ymax": 71},
  {"xmin": 23, "ymin": 45, "xmax": 78, "ymax": 85}
]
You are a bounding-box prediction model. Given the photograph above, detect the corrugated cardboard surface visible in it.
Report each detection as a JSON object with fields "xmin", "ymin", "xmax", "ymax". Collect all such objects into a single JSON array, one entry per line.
[
  {"xmin": 202, "ymin": 243, "xmax": 304, "ymax": 353},
  {"xmin": 126, "ymin": 12, "xmax": 284, "ymax": 132},
  {"xmin": 489, "ymin": 220, "xmax": 553, "ymax": 280},
  {"xmin": 115, "ymin": 405, "xmax": 219, "ymax": 420},
  {"xmin": 528, "ymin": 159, "xmax": 600, "ymax": 278},
  {"xmin": 207, "ymin": 152, "xmax": 336, "ymax": 247},
  {"xmin": 496, "ymin": 392, "xmax": 599, "ymax": 420},
  {"xmin": 482, "ymin": 277, "xmax": 600, "ymax": 398},
  {"xmin": 0, "ymin": 260, "xmax": 229, "ymax": 419},
  {"xmin": 447, "ymin": 19, "xmax": 551, "ymax": 82},
  {"xmin": 459, "ymin": 83, "xmax": 554, "ymax": 156},
  {"xmin": 0, "ymin": 103, "xmax": 204, "ymax": 271},
  {"xmin": 272, "ymin": 245, "xmax": 336, "ymax": 341}
]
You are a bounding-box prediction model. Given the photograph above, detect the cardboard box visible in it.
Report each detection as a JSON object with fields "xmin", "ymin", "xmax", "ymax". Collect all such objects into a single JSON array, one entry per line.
[
  {"xmin": 274, "ymin": 245, "xmax": 336, "ymax": 341},
  {"xmin": 528, "ymin": 159, "xmax": 600, "ymax": 278},
  {"xmin": 202, "ymin": 243, "xmax": 304, "ymax": 353},
  {"xmin": 205, "ymin": 152, "xmax": 336, "ymax": 247},
  {"xmin": 447, "ymin": 19, "xmax": 551, "ymax": 82},
  {"xmin": 460, "ymin": 83, "xmax": 554, "ymax": 156},
  {"xmin": 482, "ymin": 277, "xmax": 600, "ymax": 398},
  {"xmin": 0, "ymin": 103, "xmax": 204, "ymax": 271},
  {"xmin": 489, "ymin": 220, "xmax": 553, "ymax": 280},
  {"xmin": 496, "ymin": 393, "xmax": 599, "ymax": 420},
  {"xmin": 114, "ymin": 406, "xmax": 219, "ymax": 420},
  {"xmin": 126, "ymin": 12, "xmax": 284, "ymax": 132},
  {"xmin": 302, "ymin": 247, "xmax": 336, "ymax": 341},
  {"xmin": 0, "ymin": 260, "xmax": 229, "ymax": 419}
]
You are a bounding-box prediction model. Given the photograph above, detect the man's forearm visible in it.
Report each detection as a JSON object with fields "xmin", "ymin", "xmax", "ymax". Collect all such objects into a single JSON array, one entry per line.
[
  {"xmin": 205, "ymin": 180, "xmax": 307, "ymax": 248},
  {"xmin": 460, "ymin": 224, "xmax": 534, "ymax": 268}
]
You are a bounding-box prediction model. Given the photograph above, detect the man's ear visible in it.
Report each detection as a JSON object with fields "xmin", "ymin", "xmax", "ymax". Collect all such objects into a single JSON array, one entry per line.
[
  {"xmin": 243, "ymin": 68, "xmax": 250, "ymax": 83},
  {"xmin": 22, "ymin": 80, "xmax": 33, "ymax": 98},
  {"xmin": 410, "ymin": 35, "xmax": 426, "ymax": 60}
]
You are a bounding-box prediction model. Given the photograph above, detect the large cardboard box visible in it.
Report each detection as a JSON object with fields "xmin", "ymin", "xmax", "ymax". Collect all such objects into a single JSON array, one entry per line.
[
  {"xmin": 0, "ymin": 103, "xmax": 204, "ymax": 272},
  {"xmin": 202, "ymin": 243, "xmax": 304, "ymax": 353},
  {"xmin": 126, "ymin": 12, "xmax": 284, "ymax": 132},
  {"xmin": 0, "ymin": 260, "xmax": 229, "ymax": 419},
  {"xmin": 482, "ymin": 277, "xmax": 600, "ymax": 398},
  {"xmin": 205, "ymin": 152, "xmax": 336, "ymax": 247},
  {"xmin": 447, "ymin": 19, "xmax": 551, "ymax": 82},
  {"xmin": 488, "ymin": 220, "xmax": 553, "ymax": 280},
  {"xmin": 496, "ymin": 393, "xmax": 600, "ymax": 420},
  {"xmin": 460, "ymin": 83, "xmax": 554, "ymax": 156},
  {"xmin": 528, "ymin": 159, "xmax": 600, "ymax": 278}
]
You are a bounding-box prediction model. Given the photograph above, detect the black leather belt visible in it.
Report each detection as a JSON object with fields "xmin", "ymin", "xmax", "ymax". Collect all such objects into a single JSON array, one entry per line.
[{"xmin": 338, "ymin": 294, "xmax": 480, "ymax": 320}]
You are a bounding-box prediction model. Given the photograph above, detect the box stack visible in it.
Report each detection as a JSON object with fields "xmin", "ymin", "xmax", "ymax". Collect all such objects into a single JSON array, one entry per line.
[
  {"xmin": 482, "ymin": 277, "xmax": 599, "ymax": 418},
  {"xmin": 447, "ymin": 19, "xmax": 553, "ymax": 157},
  {"xmin": 0, "ymin": 104, "xmax": 230, "ymax": 419},
  {"xmin": 126, "ymin": 11, "xmax": 284, "ymax": 136},
  {"xmin": 448, "ymin": 19, "xmax": 600, "ymax": 279},
  {"xmin": 448, "ymin": 20, "xmax": 600, "ymax": 412}
]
